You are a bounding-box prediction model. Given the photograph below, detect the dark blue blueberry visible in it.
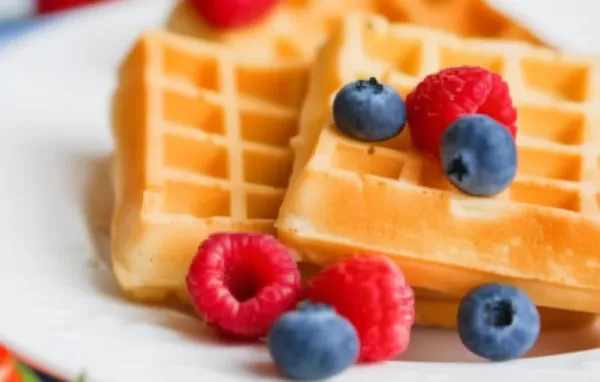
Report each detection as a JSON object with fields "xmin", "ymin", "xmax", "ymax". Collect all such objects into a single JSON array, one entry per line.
[
  {"xmin": 457, "ymin": 283, "xmax": 540, "ymax": 361},
  {"xmin": 440, "ymin": 114, "xmax": 517, "ymax": 196},
  {"xmin": 267, "ymin": 302, "xmax": 359, "ymax": 380},
  {"xmin": 332, "ymin": 77, "xmax": 407, "ymax": 142}
]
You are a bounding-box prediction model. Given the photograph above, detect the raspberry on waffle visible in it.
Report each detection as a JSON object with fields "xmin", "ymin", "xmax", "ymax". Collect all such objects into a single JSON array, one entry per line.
[
  {"xmin": 111, "ymin": 31, "xmax": 305, "ymax": 301},
  {"xmin": 276, "ymin": 12, "xmax": 600, "ymax": 314}
]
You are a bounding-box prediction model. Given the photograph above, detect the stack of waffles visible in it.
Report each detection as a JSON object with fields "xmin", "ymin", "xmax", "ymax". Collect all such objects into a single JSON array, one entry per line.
[{"xmin": 111, "ymin": 0, "xmax": 599, "ymax": 329}]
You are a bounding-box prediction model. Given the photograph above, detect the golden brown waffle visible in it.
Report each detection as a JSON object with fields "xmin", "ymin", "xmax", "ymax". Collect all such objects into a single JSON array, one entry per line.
[
  {"xmin": 166, "ymin": 0, "xmax": 544, "ymax": 67},
  {"xmin": 162, "ymin": 1, "xmax": 556, "ymax": 325},
  {"xmin": 112, "ymin": 17, "xmax": 594, "ymax": 330},
  {"xmin": 111, "ymin": 30, "xmax": 305, "ymax": 301},
  {"xmin": 277, "ymin": 13, "xmax": 600, "ymax": 314}
]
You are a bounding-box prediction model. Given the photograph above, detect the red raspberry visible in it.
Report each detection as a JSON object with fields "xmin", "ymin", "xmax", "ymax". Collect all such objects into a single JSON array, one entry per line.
[
  {"xmin": 189, "ymin": 0, "xmax": 282, "ymax": 29},
  {"xmin": 306, "ymin": 256, "xmax": 415, "ymax": 363},
  {"xmin": 186, "ymin": 232, "xmax": 302, "ymax": 339},
  {"xmin": 38, "ymin": 0, "xmax": 105, "ymax": 14},
  {"xmin": 406, "ymin": 66, "xmax": 517, "ymax": 160}
]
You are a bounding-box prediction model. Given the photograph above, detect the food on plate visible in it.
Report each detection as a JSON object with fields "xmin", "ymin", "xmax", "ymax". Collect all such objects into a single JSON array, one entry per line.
[
  {"xmin": 440, "ymin": 114, "xmax": 517, "ymax": 196},
  {"xmin": 108, "ymin": 4, "xmax": 600, "ymax": 378},
  {"xmin": 306, "ymin": 255, "xmax": 414, "ymax": 362},
  {"xmin": 110, "ymin": 30, "xmax": 302, "ymax": 301},
  {"xmin": 333, "ymin": 77, "xmax": 407, "ymax": 142},
  {"xmin": 186, "ymin": 233, "xmax": 301, "ymax": 338},
  {"xmin": 268, "ymin": 302, "xmax": 359, "ymax": 380},
  {"xmin": 277, "ymin": 13, "xmax": 600, "ymax": 315},
  {"xmin": 457, "ymin": 283, "xmax": 541, "ymax": 361}
]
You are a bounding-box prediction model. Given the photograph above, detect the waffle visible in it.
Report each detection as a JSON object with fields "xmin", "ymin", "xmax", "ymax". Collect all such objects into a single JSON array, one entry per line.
[
  {"xmin": 276, "ymin": 12, "xmax": 600, "ymax": 315},
  {"xmin": 111, "ymin": 30, "xmax": 305, "ymax": 301},
  {"xmin": 166, "ymin": 0, "xmax": 544, "ymax": 68},
  {"xmin": 163, "ymin": 1, "xmax": 556, "ymax": 323}
]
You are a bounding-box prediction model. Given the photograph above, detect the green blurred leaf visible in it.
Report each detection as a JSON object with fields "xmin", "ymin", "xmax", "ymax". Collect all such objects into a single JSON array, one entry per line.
[
  {"xmin": 74, "ymin": 372, "xmax": 86, "ymax": 382},
  {"xmin": 15, "ymin": 362, "xmax": 42, "ymax": 382}
]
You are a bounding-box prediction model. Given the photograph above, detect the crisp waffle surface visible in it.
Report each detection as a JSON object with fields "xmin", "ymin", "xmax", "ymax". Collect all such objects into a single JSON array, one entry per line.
[
  {"xmin": 166, "ymin": 0, "xmax": 544, "ymax": 67},
  {"xmin": 111, "ymin": 30, "xmax": 304, "ymax": 301},
  {"xmin": 277, "ymin": 13, "xmax": 600, "ymax": 314}
]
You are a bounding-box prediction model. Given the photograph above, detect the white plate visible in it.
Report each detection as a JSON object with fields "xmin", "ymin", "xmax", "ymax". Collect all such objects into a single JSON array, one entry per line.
[{"xmin": 1, "ymin": 1, "xmax": 600, "ymax": 381}]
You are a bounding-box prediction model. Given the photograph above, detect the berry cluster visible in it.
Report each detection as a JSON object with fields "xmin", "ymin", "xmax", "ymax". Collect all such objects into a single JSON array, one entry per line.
[
  {"xmin": 185, "ymin": 66, "xmax": 538, "ymax": 380},
  {"xmin": 332, "ymin": 67, "xmax": 518, "ymax": 197},
  {"xmin": 186, "ymin": 232, "xmax": 541, "ymax": 380},
  {"xmin": 186, "ymin": 233, "xmax": 415, "ymax": 380},
  {"xmin": 328, "ymin": 66, "xmax": 540, "ymax": 363}
]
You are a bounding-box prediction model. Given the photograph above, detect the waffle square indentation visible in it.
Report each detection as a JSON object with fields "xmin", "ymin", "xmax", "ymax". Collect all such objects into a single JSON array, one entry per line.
[
  {"xmin": 517, "ymin": 105, "xmax": 585, "ymax": 145},
  {"xmin": 364, "ymin": 32, "xmax": 423, "ymax": 76},
  {"xmin": 163, "ymin": 44, "xmax": 220, "ymax": 91},
  {"xmin": 440, "ymin": 46, "xmax": 505, "ymax": 74},
  {"xmin": 521, "ymin": 58, "xmax": 590, "ymax": 102},
  {"xmin": 510, "ymin": 182, "xmax": 580, "ymax": 212},
  {"xmin": 239, "ymin": 107, "xmax": 298, "ymax": 147},
  {"xmin": 163, "ymin": 89, "xmax": 226, "ymax": 135},
  {"xmin": 517, "ymin": 147, "xmax": 582, "ymax": 182},
  {"xmin": 246, "ymin": 191, "xmax": 284, "ymax": 219},
  {"xmin": 162, "ymin": 181, "xmax": 231, "ymax": 217},
  {"xmin": 331, "ymin": 144, "xmax": 404, "ymax": 180},
  {"xmin": 164, "ymin": 133, "xmax": 229, "ymax": 179},
  {"xmin": 236, "ymin": 65, "xmax": 309, "ymax": 108},
  {"xmin": 243, "ymin": 147, "xmax": 293, "ymax": 188}
]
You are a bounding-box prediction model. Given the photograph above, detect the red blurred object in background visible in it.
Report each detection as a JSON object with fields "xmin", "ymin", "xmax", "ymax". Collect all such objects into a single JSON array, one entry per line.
[
  {"xmin": 0, "ymin": 345, "xmax": 22, "ymax": 382},
  {"xmin": 189, "ymin": 0, "xmax": 282, "ymax": 29},
  {"xmin": 38, "ymin": 0, "xmax": 109, "ymax": 14}
]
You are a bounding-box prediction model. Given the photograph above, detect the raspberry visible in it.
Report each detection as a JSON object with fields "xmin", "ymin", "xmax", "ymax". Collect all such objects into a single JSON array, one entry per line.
[
  {"xmin": 406, "ymin": 66, "xmax": 517, "ymax": 160},
  {"xmin": 38, "ymin": 0, "xmax": 104, "ymax": 14},
  {"xmin": 189, "ymin": 0, "xmax": 282, "ymax": 29},
  {"xmin": 306, "ymin": 256, "xmax": 415, "ymax": 363},
  {"xmin": 186, "ymin": 232, "xmax": 302, "ymax": 339}
]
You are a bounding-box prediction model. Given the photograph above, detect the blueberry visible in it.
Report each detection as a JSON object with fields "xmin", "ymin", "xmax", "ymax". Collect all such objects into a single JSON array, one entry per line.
[
  {"xmin": 440, "ymin": 114, "xmax": 517, "ymax": 196},
  {"xmin": 267, "ymin": 302, "xmax": 359, "ymax": 380},
  {"xmin": 332, "ymin": 77, "xmax": 407, "ymax": 142},
  {"xmin": 457, "ymin": 283, "xmax": 540, "ymax": 361}
]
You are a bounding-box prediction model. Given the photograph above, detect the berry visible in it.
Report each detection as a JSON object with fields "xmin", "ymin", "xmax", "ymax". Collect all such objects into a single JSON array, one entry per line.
[
  {"xmin": 306, "ymin": 256, "xmax": 414, "ymax": 363},
  {"xmin": 186, "ymin": 232, "xmax": 302, "ymax": 339},
  {"xmin": 333, "ymin": 77, "xmax": 407, "ymax": 142},
  {"xmin": 189, "ymin": 0, "xmax": 282, "ymax": 29},
  {"xmin": 0, "ymin": 345, "xmax": 21, "ymax": 382},
  {"xmin": 267, "ymin": 302, "xmax": 359, "ymax": 380},
  {"xmin": 440, "ymin": 114, "xmax": 517, "ymax": 196},
  {"xmin": 457, "ymin": 284, "xmax": 540, "ymax": 361},
  {"xmin": 406, "ymin": 66, "xmax": 517, "ymax": 159},
  {"xmin": 38, "ymin": 0, "xmax": 104, "ymax": 13}
]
